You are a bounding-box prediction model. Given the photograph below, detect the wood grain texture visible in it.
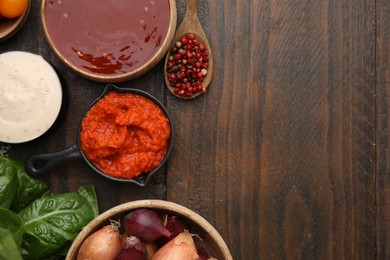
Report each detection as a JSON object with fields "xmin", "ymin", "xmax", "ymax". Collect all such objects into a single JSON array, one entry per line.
[
  {"xmin": 0, "ymin": 0, "xmax": 388, "ymax": 259},
  {"xmin": 376, "ymin": 0, "xmax": 390, "ymax": 258},
  {"xmin": 166, "ymin": 0, "xmax": 376, "ymax": 259}
]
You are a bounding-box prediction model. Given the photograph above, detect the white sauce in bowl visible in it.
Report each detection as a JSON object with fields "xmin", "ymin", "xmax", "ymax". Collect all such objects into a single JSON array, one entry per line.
[{"xmin": 0, "ymin": 51, "xmax": 62, "ymax": 143}]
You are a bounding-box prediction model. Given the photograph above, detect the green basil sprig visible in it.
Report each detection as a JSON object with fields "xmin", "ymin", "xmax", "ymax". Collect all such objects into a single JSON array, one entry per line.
[
  {"xmin": 0, "ymin": 157, "xmax": 49, "ymax": 211},
  {"xmin": 0, "ymin": 156, "xmax": 99, "ymax": 259},
  {"xmin": 19, "ymin": 186, "xmax": 98, "ymax": 259},
  {"xmin": 9, "ymin": 158, "xmax": 49, "ymax": 212}
]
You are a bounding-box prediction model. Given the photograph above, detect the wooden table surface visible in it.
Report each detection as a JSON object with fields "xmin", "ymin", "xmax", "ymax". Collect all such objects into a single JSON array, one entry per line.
[{"xmin": 1, "ymin": 0, "xmax": 390, "ymax": 259}]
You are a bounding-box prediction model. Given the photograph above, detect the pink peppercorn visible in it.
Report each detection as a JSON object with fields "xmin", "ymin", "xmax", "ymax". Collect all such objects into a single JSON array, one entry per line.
[{"xmin": 166, "ymin": 33, "xmax": 209, "ymax": 98}]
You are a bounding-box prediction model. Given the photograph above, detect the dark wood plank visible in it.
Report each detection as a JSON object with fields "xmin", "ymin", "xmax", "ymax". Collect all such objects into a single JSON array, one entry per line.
[
  {"xmin": 0, "ymin": 0, "xmax": 382, "ymax": 259},
  {"xmin": 166, "ymin": 0, "xmax": 376, "ymax": 259},
  {"xmin": 376, "ymin": 0, "xmax": 390, "ymax": 258}
]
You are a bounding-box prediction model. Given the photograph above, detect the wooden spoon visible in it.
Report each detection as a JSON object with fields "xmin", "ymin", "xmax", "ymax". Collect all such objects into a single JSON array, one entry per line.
[{"xmin": 164, "ymin": 0, "xmax": 213, "ymax": 99}]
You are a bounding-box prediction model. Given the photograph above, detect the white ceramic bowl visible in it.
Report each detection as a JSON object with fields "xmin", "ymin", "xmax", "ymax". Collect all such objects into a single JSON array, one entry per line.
[{"xmin": 0, "ymin": 51, "xmax": 62, "ymax": 143}]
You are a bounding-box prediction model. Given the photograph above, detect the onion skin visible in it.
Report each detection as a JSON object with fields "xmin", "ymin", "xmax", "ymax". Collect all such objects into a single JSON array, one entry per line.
[
  {"xmin": 157, "ymin": 215, "xmax": 190, "ymax": 247},
  {"xmin": 120, "ymin": 233, "xmax": 157, "ymax": 259},
  {"xmin": 77, "ymin": 222, "xmax": 121, "ymax": 260},
  {"xmin": 124, "ymin": 209, "xmax": 170, "ymax": 243},
  {"xmin": 120, "ymin": 233, "xmax": 129, "ymax": 247},
  {"xmin": 145, "ymin": 242, "xmax": 159, "ymax": 259},
  {"xmin": 151, "ymin": 232, "xmax": 199, "ymax": 260},
  {"xmin": 115, "ymin": 236, "xmax": 148, "ymax": 260}
]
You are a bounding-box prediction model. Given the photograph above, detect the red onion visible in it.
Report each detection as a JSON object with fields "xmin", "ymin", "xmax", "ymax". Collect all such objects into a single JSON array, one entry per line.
[
  {"xmin": 157, "ymin": 215, "xmax": 190, "ymax": 246},
  {"xmin": 124, "ymin": 209, "xmax": 170, "ymax": 243},
  {"xmin": 166, "ymin": 216, "xmax": 190, "ymax": 238},
  {"xmin": 115, "ymin": 236, "xmax": 147, "ymax": 260}
]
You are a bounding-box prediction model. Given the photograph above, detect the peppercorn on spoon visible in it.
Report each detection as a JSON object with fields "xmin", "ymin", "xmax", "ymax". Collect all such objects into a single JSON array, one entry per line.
[{"xmin": 164, "ymin": 0, "xmax": 213, "ymax": 99}]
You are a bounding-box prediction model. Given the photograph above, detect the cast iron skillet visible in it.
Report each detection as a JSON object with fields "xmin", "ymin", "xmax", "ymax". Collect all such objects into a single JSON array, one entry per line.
[{"xmin": 25, "ymin": 84, "xmax": 174, "ymax": 187}]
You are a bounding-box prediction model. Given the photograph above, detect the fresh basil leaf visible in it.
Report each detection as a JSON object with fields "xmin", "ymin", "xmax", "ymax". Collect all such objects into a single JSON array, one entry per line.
[
  {"xmin": 0, "ymin": 228, "xmax": 23, "ymax": 260},
  {"xmin": 78, "ymin": 185, "xmax": 99, "ymax": 217},
  {"xmin": 0, "ymin": 207, "xmax": 24, "ymax": 247},
  {"xmin": 49, "ymin": 186, "xmax": 98, "ymax": 259},
  {"xmin": 8, "ymin": 158, "xmax": 49, "ymax": 212},
  {"xmin": 0, "ymin": 157, "xmax": 17, "ymax": 209},
  {"xmin": 19, "ymin": 188, "xmax": 97, "ymax": 259}
]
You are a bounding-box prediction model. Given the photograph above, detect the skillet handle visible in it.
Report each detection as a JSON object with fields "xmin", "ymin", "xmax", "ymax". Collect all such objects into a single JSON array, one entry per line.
[{"xmin": 25, "ymin": 145, "xmax": 83, "ymax": 177}]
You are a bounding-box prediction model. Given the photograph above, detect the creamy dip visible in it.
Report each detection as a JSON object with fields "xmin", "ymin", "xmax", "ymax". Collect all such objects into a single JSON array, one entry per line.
[{"xmin": 0, "ymin": 51, "xmax": 62, "ymax": 143}]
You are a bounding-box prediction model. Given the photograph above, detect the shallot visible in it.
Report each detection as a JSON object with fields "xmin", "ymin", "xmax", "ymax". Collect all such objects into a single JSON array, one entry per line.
[
  {"xmin": 157, "ymin": 215, "xmax": 190, "ymax": 246},
  {"xmin": 115, "ymin": 236, "xmax": 147, "ymax": 260},
  {"xmin": 145, "ymin": 242, "xmax": 159, "ymax": 259},
  {"xmin": 124, "ymin": 209, "xmax": 170, "ymax": 243},
  {"xmin": 151, "ymin": 232, "xmax": 199, "ymax": 260},
  {"xmin": 77, "ymin": 220, "xmax": 121, "ymax": 260}
]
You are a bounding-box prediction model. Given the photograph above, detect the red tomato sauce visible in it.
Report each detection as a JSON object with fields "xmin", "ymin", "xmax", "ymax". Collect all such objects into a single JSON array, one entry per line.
[
  {"xmin": 44, "ymin": 0, "xmax": 170, "ymax": 75},
  {"xmin": 80, "ymin": 92, "xmax": 171, "ymax": 179}
]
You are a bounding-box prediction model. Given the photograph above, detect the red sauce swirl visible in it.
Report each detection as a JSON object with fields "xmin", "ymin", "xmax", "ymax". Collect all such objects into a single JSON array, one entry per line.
[{"xmin": 80, "ymin": 92, "xmax": 171, "ymax": 179}]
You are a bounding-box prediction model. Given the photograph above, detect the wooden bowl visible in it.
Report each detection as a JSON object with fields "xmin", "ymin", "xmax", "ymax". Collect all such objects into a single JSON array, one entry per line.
[
  {"xmin": 0, "ymin": 0, "xmax": 31, "ymax": 42},
  {"xmin": 41, "ymin": 0, "xmax": 177, "ymax": 83},
  {"xmin": 66, "ymin": 200, "xmax": 233, "ymax": 260}
]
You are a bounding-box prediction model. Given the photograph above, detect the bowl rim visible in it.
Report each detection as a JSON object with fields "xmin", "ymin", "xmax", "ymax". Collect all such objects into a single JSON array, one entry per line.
[
  {"xmin": 66, "ymin": 200, "xmax": 233, "ymax": 260},
  {"xmin": 40, "ymin": 0, "xmax": 177, "ymax": 83},
  {"xmin": 0, "ymin": 0, "xmax": 31, "ymax": 42}
]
